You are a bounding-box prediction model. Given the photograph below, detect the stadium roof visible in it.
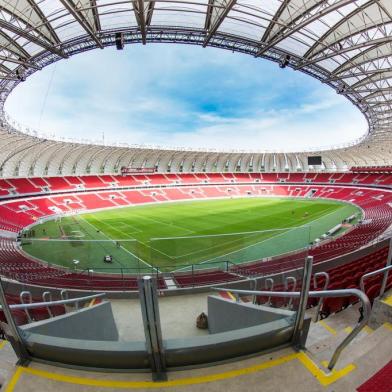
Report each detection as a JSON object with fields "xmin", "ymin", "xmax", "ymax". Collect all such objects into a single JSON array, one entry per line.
[{"xmin": 0, "ymin": 0, "xmax": 391, "ymax": 175}]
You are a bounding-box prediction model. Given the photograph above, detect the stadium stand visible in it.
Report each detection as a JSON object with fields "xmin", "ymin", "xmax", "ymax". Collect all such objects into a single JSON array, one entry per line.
[{"xmin": 0, "ymin": 174, "xmax": 391, "ymax": 292}]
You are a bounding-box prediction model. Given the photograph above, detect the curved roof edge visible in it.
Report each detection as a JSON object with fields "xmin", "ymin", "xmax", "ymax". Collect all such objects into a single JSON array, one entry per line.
[{"xmin": 0, "ymin": 1, "xmax": 391, "ymax": 176}]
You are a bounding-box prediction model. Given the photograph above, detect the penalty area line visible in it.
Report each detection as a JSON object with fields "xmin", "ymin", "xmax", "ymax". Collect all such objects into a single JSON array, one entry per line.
[{"xmin": 79, "ymin": 216, "xmax": 157, "ymax": 272}]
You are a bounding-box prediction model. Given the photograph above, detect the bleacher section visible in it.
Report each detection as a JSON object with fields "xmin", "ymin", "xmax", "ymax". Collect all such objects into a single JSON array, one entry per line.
[
  {"xmin": 0, "ymin": 172, "xmax": 391, "ymax": 199},
  {"xmin": 0, "ymin": 173, "xmax": 391, "ymax": 292}
]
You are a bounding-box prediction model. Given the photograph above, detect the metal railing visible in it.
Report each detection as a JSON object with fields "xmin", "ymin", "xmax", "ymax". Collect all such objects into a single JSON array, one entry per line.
[
  {"xmin": 0, "ymin": 293, "xmax": 105, "ymax": 312},
  {"xmin": 313, "ymin": 272, "xmax": 330, "ymax": 322},
  {"xmin": 360, "ymin": 265, "xmax": 392, "ymax": 298},
  {"xmin": 213, "ymin": 286, "xmax": 371, "ymax": 371}
]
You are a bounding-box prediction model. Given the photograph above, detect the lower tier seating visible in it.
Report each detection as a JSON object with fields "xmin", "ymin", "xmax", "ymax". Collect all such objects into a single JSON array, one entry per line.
[{"xmin": 0, "ymin": 182, "xmax": 391, "ymax": 291}]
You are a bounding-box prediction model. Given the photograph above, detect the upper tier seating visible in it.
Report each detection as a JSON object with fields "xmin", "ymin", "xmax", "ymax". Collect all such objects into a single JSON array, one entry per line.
[
  {"xmin": 0, "ymin": 174, "xmax": 391, "ymax": 291},
  {"xmin": 0, "ymin": 171, "xmax": 390, "ymax": 199}
]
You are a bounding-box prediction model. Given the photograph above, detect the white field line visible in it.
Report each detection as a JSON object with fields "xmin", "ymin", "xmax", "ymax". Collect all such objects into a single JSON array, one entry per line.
[
  {"xmin": 172, "ymin": 227, "xmax": 298, "ymax": 272},
  {"xmin": 85, "ymin": 214, "xmax": 171, "ymax": 266},
  {"xmin": 79, "ymin": 216, "xmax": 155, "ymax": 271},
  {"xmin": 171, "ymin": 205, "xmax": 348, "ymax": 272},
  {"xmin": 86, "ymin": 215, "xmax": 137, "ymax": 240},
  {"xmin": 133, "ymin": 213, "xmax": 195, "ymax": 235},
  {"xmin": 138, "ymin": 239, "xmax": 175, "ymax": 260},
  {"xmin": 151, "ymin": 227, "xmax": 291, "ymax": 241},
  {"xmin": 163, "ymin": 205, "xmax": 340, "ymax": 261},
  {"xmin": 171, "ymin": 232, "xmax": 262, "ymax": 260},
  {"xmin": 116, "ymin": 221, "xmax": 143, "ymax": 235},
  {"xmin": 200, "ymin": 205, "xmax": 350, "ymax": 263},
  {"xmin": 87, "ymin": 213, "xmax": 188, "ymax": 264}
]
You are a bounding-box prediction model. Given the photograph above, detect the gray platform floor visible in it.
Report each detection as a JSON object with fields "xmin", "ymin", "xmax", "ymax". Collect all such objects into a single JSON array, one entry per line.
[{"xmin": 111, "ymin": 292, "xmax": 210, "ymax": 341}]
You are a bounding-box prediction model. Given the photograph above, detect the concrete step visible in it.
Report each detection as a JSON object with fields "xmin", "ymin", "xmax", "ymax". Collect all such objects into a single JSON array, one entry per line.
[
  {"xmin": 308, "ymin": 324, "xmax": 391, "ymax": 371},
  {"xmin": 331, "ymin": 326, "xmax": 392, "ymax": 391},
  {"xmin": 0, "ymin": 340, "xmax": 17, "ymax": 387}
]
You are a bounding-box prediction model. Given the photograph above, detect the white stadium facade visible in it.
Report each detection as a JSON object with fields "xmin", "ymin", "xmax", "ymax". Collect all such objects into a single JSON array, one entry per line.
[
  {"xmin": 0, "ymin": 0, "xmax": 391, "ymax": 175},
  {"xmin": 0, "ymin": 1, "xmax": 392, "ymax": 391}
]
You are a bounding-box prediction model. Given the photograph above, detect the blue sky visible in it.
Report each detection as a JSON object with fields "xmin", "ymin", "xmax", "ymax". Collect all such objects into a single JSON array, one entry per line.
[{"xmin": 5, "ymin": 44, "xmax": 367, "ymax": 151}]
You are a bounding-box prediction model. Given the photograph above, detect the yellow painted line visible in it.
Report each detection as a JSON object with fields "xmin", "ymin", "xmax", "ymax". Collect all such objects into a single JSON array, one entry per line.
[
  {"xmin": 318, "ymin": 320, "xmax": 337, "ymax": 336},
  {"xmin": 363, "ymin": 326, "xmax": 373, "ymax": 334},
  {"xmin": 0, "ymin": 340, "xmax": 7, "ymax": 350},
  {"xmin": 383, "ymin": 322, "xmax": 392, "ymax": 331},
  {"xmin": 4, "ymin": 367, "xmax": 23, "ymax": 392},
  {"xmin": 3, "ymin": 351, "xmax": 354, "ymax": 391},
  {"xmin": 321, "ymin": 360, "xmax": 329, "ymax": 369},
  {"xmin": 382, "ymin": 295, "xmax": 392, "ymax": 306},
  {"xmin": 344, "ymin": 325, "xmax": 372, "ymax": 335},
  {"xmin": 19, "ymin": 354, "xmax": 298, "ymax": 389},
  {"xmin": 343, "ymin": 326, "xmax": 353, "ymax": 334},
  {"xmin": 297, "ymin": 352, "xmax": 356, "ymax": 387},
  {"xmin": 227, "ymin": 291, "xmax": 236, "ymax": 301}
]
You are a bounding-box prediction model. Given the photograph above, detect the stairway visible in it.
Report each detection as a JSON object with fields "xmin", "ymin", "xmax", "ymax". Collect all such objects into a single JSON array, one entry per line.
[
  {"xmin": 357, "ymin": 359, "xmax": 392, "ymax": 392},
  {"xmin": 304, "ymin": 303, "xmax": 392, "ymax": 391}
]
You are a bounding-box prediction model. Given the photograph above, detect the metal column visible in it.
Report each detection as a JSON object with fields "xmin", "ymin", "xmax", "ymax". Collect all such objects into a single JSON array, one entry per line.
[
  {"xmin": 0, "ymin": 277, "xmax": 30, "ymax": 364},
  {"xmin": 292, "ymin": 255, "xmax": 313, "ymax": 349},
  {"xmin": 380, "ymin": 237, "xmax": 392, "ymax": 297},
  {"xmin": 138, "ymin": 275, "xmax": 167, "ymax": 381}
]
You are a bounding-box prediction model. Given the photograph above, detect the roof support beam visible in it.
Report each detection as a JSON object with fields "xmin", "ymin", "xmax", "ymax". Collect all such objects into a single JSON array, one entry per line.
[
  {"xmin": 0, "ymin": 31, "xmax": 31, "ymax": 59},
  {"xmin": 59, "ymin": 0, "xmax": 103, "ymax": 48},
  {"xmin": 296, "ymin": 37, "xmax": 391, "ymax": 70},
  {"xmin": 0, "ymin": 56, "xmax": 41, "ymax": 71},
  {"xmin": 90, "ymin": 0, "xmax": 102, "ymax": 32},
  {"xmin": 25, "ymin": 0, "xmax": 61, "ymax": 45},
  {"xmin": 328, "ymin": 68, "xmax": 392, "ymax": 83},
  {"xmin": 255, "ymin": 0, "xmax": 356, "ymax": 58},
  {"xmin": 146, "ymin": 1, "xmax": 155, "ymax": 27},
  {"xmin": 362, "ymin": 88, "xmax": 392, "ymax": 99},
  {"xmin": 260, "ymin": 0, "xmax": 290, "ymax": 44},
  {"xmin": 0, "ymin": 20, "xmax": 66, "ymax": 58},
  {"xmin": 303, "ymin": 0, "xmax": 377, "ymax": 60},
  {"xmin": 134, "ymin": 0, "xmax": 155, "ymax": 44},
  {"xmin": 203, "ymin": 0, "xmax": 236, "ymax": 47},
  {"xmin": 133, "ymin": 0, "xmax": 147, "ymax": 44}
]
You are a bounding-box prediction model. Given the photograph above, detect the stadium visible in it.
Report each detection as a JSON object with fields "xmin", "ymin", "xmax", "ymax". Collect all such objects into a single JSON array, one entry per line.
[{"xmin": 0, "ymin": 1, "xmax": 391, "ymax": 391}]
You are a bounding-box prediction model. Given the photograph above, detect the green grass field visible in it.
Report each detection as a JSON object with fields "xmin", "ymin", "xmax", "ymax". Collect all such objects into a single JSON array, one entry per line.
[{"xmin": 21, "ymin": 197, "xmax": 360, "ymax": 273}]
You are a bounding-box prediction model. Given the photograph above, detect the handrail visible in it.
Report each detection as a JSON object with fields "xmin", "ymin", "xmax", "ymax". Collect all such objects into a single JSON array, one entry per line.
[
  {"xmin": 360, "ymin": 265, "xmax": 392, "ymax": 297},
  {"xmin": 0, "ymin": 293, "xmax": 105, "ymax": 311},
  {"xmin": 264, "ymin": 278, "xmax": 274, "ymax": 306},
  {"xmin": 42, "ymin": 291, "xmax": 54, "ymax": 317},
  {"xmin": 313, "ymin": 272, "xmax": 330, "ymax": 322},
  {"xmin": 284, "ymin": 276, "xmax": 297, "ymax": 309},
  {"xmin": 20, "ymin": 291, "xmax": 33, "ymax": 322},
  {"xmin": 212, "ymin": 287, "xmax": 371, "ymax": 370}
]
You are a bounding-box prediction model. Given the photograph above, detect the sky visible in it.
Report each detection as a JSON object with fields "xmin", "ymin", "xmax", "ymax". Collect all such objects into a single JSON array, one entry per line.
[{"xmin": 5, "ymin": 44, "xmax": 367, "ymax": 152}]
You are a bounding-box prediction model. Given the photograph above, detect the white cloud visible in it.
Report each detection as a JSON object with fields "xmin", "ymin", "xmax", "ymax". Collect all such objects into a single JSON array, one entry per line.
[{"xmin": 4, "ymin": 44, "xmax": 367, "ymax": 151}]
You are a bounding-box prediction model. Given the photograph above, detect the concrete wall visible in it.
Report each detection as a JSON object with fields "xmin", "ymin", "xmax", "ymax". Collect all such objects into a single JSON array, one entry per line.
[
  {"xmin": 21, "ymin": 302, "xmax": 119, "ymax": 341},
  {"xmin": 207, "ymin": 295, "xmax": 295, "ymax": 333},
  {"xmin": 369, "ymin": 295, "xmax": 392, "ymax": 329}
]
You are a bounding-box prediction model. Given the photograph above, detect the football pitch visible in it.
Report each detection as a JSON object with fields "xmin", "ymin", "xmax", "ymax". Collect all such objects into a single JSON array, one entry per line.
[{"xmin": 21, "ymin": 197, "xmax": 360, "ymax": 273}]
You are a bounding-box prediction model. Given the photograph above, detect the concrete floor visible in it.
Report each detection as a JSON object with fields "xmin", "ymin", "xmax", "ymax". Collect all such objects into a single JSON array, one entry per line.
[
  {"xmin": 0, "ymin": 290, "xmax": 391, "ymax": 392},
  {"xmin": 111, "ymin": 292, "xmax": 210, "ymax": 341}
]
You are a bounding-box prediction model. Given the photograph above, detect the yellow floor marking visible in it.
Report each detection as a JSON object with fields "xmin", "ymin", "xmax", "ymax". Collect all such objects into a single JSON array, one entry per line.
[
  {"xmin": 321, "ymin": 360, "xmax": 329, "ymax": 369},
  {"xmin": 343, "ymin": 325, "xmax": 372, "ymax": 335},
  {"xmin": 382, "ymin": 295, "xmax": 392, "ymax": 306},
  {"xmin": 227, "ymin": 291, "xmax": 236, "ymax": 301},
  {"xmin": 3, "ymin": 351, "xmax": 355, "ymax": 391},
  {"xmin": 363, "ymin": 326, "xmax": 373, "ymax": 334},
  {"xmin": 4, "ymin": 367, "xmax": 23, "ymax": 392},
  {"xmin": 297, "ymin": 352, "xmax": 356, "ymax": 387},
  {"xmin": 383, "ymin": 322, "xmax": 392, "ymax": 331},
  {"xmin": 0, "ymin": 340, "xmax": 7, "ymax": 350},
  {"xmin": 17, "ymin": 354, "xmax": 299, "ymax": 389},
  {"xmin": 318, "ymin": 320, "xmax": 337, "ymax": 335}
]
